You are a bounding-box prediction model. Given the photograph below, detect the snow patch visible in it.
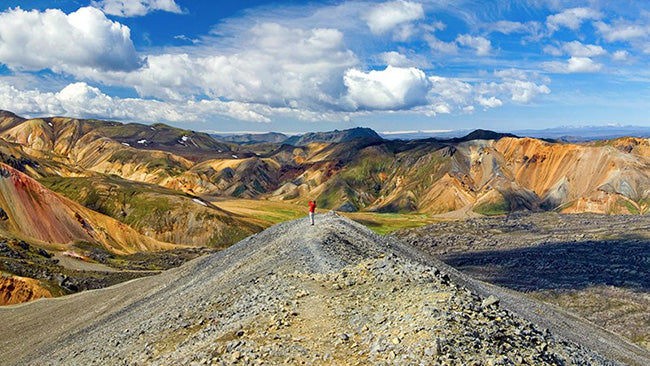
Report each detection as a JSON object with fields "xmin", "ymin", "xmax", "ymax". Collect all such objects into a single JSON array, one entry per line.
[
  {"xmin": 181, "ymin": 135, "xmax": 189, "ymax": 141},
  {"xmin": 53, "ymin": 169, "xmax": 62, "ymax": 176},
  {"xmin": 47, "ymin": 122, "xmax": 53, "ymax": 127},
  {"xmin": 192, "ymin": 198, "xmax": 207, "ymax": 207},
  {"xmin": 232, "ymin": 155, "xmax": 238, "ymax": 159},
  {"xmin": 27, "ymin": 133, "xmax": 32, "ymax": 143},
  {"xmin": 137, "ymin": 139, "xmax": 147, "ymax": 144},
  {"xmin": 121, "ymin": 142, "xmax": 130, "ymax": 146}
]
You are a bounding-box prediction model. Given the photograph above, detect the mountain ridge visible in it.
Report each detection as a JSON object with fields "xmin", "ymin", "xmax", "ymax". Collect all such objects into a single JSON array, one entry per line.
[{"xmin": 0, "ymin": 214, "xmax": 646, "ymax": 365}]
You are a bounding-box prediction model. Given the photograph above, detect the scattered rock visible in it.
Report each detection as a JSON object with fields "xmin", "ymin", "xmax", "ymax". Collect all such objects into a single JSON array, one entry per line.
[{"xmin": 482, "ymin": 295, "xmax": 500, "ymax": 308}]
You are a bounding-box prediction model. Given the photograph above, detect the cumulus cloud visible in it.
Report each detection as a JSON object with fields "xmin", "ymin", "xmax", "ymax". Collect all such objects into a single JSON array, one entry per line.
[
  {"xmin": 542, "ymin": 57, "xmax": 603, "ymax": 73},
  {"xmin": 612, "ymin": 50, "xmax": 629, "ymax": 61},
  {"xmin": 544, "ymin": 41, "xmax": 606, "ymax": 57},
  {"xmin": 344, "ymin": 66, "xmax": 430, "ymax": 110},
  {"xmin": 363, "ymin": 0, "xmax": 424, "ymax": 35},
  {"xmin": 92, "ymin": 0, "xmax": 182, "ymax": 17},
  {"xmin": 380, "ymin": 51, "xmax": 411, "ymax": 67},
  {"xmin": 88, "ymin": 23, "xmax": 358, "ymax": 110},
  {"xmin": 426, "ymin": 69, "xmax": 550, "ymax": 115},
  {"xmin": 546, "ymin": 7, "xmax": 602, "ymax": 32},
  {"xmin": 477, "ymin": 96, "xmax": 502, "ymax": 108},
  {"xmin": 456, "ymin": 34, "xmax": 491, "ymax": 56},
  {"xmin": 595, "ymin": 20, "xmax": 649, "ymax": 42},
  {"xmin": 562, "ymin": 41, "xmax": 607, "ymax": 57},
  {"xmin": 0, "ymin": 7, "xmax": 141, "ymax": 72},
  {"xmin": 0, "ymin": 81, "xmax": 284, "ymax": 123},
  {"xmin": 486, "ymin": 20, "xmax": 543, "ymax": 40},
  {"xmin": 425, "ymin": 34, "xmax": 458, "ymax": 54},
  {"xmin": 543, "ymin": 45, "xmax": 563, "ymax": 56}
]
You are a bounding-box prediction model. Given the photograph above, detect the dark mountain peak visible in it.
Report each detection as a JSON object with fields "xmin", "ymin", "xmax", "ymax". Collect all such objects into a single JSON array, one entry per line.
[
  {"xmin": 215, "ymin": 132, "xmax": 289, "ymax": 145},
  {"xmin": 284, "ymin": 127, "xmax": 383, "ymax": 146},
  {"xmin": 0, "ymin": 110, "xmax": 25, "ymax": 120},
  {"xmin": 455, "ymin": 129, "xmax": 518, "ymax": 142}
]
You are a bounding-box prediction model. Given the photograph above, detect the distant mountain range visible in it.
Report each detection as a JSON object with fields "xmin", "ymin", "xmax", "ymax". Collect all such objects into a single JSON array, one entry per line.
[
  {"xmin": 377, "ymin": 125, "xmax": 650, "ymax": 142},
  {"xmin": 212, "ymin": 127, "xmax": 382, "ymax": 145}
]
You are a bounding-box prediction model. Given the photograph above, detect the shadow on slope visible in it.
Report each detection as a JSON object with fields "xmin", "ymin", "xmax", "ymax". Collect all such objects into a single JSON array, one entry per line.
[{"xmin": 444, "ymin": 239, "xmax": 650, "ymax": 292}]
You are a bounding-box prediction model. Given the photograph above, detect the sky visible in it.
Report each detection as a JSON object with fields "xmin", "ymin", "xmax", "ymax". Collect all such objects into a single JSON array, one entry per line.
[{"xmin": 1, "ymin": 0, "xmax": 650, "ymax": 134}]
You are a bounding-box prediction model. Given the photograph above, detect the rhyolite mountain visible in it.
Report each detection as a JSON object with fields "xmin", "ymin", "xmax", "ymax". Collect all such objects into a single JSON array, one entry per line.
[
  {"xmin": 2, "ymin": 110, "xmax": 650, "ymax": 220},
  {"xmin": 213, "ymin": 132, "xmax": 289, "ymax": 145}
]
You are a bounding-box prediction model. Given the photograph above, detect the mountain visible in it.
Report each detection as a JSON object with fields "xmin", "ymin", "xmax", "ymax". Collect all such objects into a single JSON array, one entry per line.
[
  {"xmin": 2, "ymin": 110, "xmax": 649, "ymax": 217},
  {"xmin": 39, "ymin": 175, "xmax": 260, "ymax": 247},
  {"xmin": 0, "ymin": 214, "xmax": 646, "ymax": 365},
  {"xmin": 283, "ymin": 127, "xmax": 383, "ymax": 145},
  {"xmin": 0, "ymin": 274, "xmax": 51, "ymax": 305},
  {"xmin": 450, "ymin": 129, "xmax": 517, "ymax": 142},
  {"xmin": 214, "ymin": 132, "xmax": 289, "ymax": 145},
  {"xmin": 513, "ymin": 125, "xmax": 650, "ymax": 142},
  {"xmin": 212, "ymin": 127, "xmax": 383, "ymax": 146},
  {"xmin": 0, "ymin": 163, "xmax": 174, "ymax": 254}
]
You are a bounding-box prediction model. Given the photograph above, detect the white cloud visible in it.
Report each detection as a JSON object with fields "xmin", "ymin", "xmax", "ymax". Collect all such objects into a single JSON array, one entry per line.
[
  {"xmin": 88, "ymin": 23, "xmax": 358, "ymax": 110},
  {"xmin": 378, "ymin": 51, "xmax": 431, "ymax": 68},
  {"xmin": 0, "ymin": 80, "xmax": 299, "ymax": 123},
  {"xmin": 344, "ymin": 66, "xmax": 430, "ymax": 110},
  {"xmin": 546, "ymin": 7, "xmax": 602, "ymax": 32},
  {"xmin": 426, "ymin": 69, "xmax": 550, "ymax": 113},
  {"xmin": 0, "ymin": 7, "xmax": 141, "ymax": 72},
  {"xmin": 612, "ymin": 50, "xmax": 629, "ymax": 61},
  {"xmin": 425, "ymin": 34, "xmax": 458, "ymax": 54},
  {"xmin": 477, "ymin": 96, "xmax": 502, "ymax": 108},
  {"xmin": 487, "ymin": 20, "xmax": 543, "ymax": 40},
  {"xmin": 380, "ymin": 51, "xmax": 410, "ymax": 67},
  {"xmin": 543, "ymin": 45, "xmax": 563, "ymax": 56},
  {"xmin": 363, "ymin": 0, "xmax": 424, "ymax": 35},
  {"xmin": 561, "ymin": 41, "xmax": 607, "ymax": 57},
  {"xmin": 495, "ymin": 80, "xmax": 551, "ymax": 103},
  {"xmin": 542, "ymin": 57, "xmax": 603, "ymax": 73},
  {"xmin": 428, "ymin": 76, "xmax": 473, "ymax": 106},
  {"xmin": 595, "ymin": 20, "xmax": 649, "ymax": 42},
  {"xmin": 91, "ymin": 0, "xmax": 182, "ymax": 17},
  {"xmin": 456, "ymin": 34, "xmax": 491, "ymax": 56}
]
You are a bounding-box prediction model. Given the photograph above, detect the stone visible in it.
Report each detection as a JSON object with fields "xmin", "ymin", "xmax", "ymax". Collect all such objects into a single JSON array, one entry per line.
[{"xmin": 482, "ymin": 295, "xmax": 500, "ymax": 308}]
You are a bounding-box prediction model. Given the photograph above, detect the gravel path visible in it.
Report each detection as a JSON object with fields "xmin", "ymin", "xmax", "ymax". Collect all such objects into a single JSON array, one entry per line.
[{"xmin": 0, "ymin": 213, "xmax": 647, "ymax": 365}]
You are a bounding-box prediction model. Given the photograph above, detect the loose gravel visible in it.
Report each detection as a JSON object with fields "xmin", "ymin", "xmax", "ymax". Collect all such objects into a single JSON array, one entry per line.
[{"xmin": 0, "ymin": 213, "xmax": 646, "ymax": 365}]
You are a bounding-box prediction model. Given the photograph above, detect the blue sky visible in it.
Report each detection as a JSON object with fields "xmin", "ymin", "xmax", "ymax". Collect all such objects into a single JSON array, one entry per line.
[{"xmin": 1, "ymin": 0, "xmax": 650, "ymax": 133}]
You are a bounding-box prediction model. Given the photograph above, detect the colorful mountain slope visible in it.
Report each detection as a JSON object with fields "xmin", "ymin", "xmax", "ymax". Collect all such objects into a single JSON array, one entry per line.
[{"xmin": 0, "ymin": 163, "xmax": 175, "ymax": 254}]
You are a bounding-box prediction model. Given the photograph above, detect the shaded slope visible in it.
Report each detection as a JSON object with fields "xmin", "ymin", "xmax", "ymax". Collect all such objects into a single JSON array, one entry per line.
[
  {"xmin": 0, "ymin": 214, "xmax": 646, "ymax": 365},
  {"xmin": 284, "ymin": 127, "xmax": 383, "ymax": 146}
]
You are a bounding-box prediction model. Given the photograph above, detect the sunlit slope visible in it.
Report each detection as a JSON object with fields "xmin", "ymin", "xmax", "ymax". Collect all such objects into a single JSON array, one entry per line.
[
  {"xmin": 1, "ymin": 110, "xmax": 649, "ymax": 215},
  {"xmin": 0, "ymin": 163, "xmax": 175, "ymax": 254},
  {"xmin": 40, "ymin": 175, "xmax": 261, "ymax": 248}
]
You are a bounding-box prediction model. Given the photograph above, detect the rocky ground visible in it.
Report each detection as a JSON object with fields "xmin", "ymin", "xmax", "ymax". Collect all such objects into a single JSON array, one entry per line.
[
  {"xmin": 394, "ymin": 212, "xmax": 650, "ymax": 351},
  {"xmin": 0, "ymin": 238, "xmax": 212, "ymax": 297},
  {"xmin": 1, "ymin": 213, "xmax": 647, "ymax": 365}
]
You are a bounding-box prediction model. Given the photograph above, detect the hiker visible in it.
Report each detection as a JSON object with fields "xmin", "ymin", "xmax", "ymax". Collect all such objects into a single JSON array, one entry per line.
[{"xmin": 308, "ymin": 200, "xmax": 316, "ymax": 225}]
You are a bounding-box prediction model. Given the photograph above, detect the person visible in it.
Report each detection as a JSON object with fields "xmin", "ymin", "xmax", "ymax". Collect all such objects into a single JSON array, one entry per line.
[{"xmin": 308, "ymin": 200, "xmax": 316, "ymax": 225}]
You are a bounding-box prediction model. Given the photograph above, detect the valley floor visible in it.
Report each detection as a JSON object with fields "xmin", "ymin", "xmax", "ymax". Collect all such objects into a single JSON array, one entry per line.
[{"xmin": 395, "ymin": 212, "xmax": 650, "ymax": 351}]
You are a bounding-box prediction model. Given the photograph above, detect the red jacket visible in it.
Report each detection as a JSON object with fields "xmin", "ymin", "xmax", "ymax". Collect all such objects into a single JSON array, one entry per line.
[{"xmin": 308, "ymin": 201, "xmax": 316, "ymax": 213}]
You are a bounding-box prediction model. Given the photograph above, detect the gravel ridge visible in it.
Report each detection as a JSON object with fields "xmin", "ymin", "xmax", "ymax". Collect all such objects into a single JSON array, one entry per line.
[{"xmin": 0, "ymin": 213, "xmax": 646, "ymax": 365}]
